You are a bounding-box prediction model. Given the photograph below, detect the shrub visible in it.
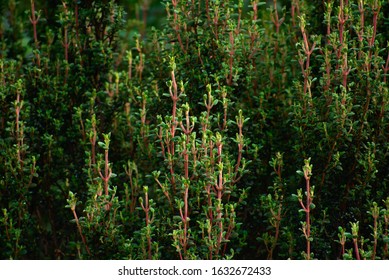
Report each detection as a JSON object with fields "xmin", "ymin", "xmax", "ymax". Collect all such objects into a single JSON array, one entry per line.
[{"xmin": 0, "ymin": 0, "xmax": 388, "ymax": 260}]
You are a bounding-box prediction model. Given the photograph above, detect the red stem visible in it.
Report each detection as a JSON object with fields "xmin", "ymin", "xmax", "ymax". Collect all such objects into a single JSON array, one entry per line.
[
  {"xmin": 372, "ymin": 215, "xmax": 378, "ymax": 260},
  {"xmin": 306, "ymin": 177, "xmax": 311, "ymax": 260},
  {"xmin": 227, "ymin": 31, "xmax": 234, "ymax": 86},
  {"xmin": 29, "ymin": 0, "xmax": 40, "ymax": 66},
  {"xmin": 353, "ymin": 238, "xmax": 361, "ymax": 260},
  {"xmin": 15, "ymin": 91, "xmax": 21, "ymax": 164},
  {"xmin": 140, "ymin": 192, "xmax": 152, "ymax": 259},
  {"xmin": 358, "ymin": 0, "xmax": 365, "ymax": 43},
  {"xmin": 72, "ymin": 209, "xmax": 91, "ymax": 256}
]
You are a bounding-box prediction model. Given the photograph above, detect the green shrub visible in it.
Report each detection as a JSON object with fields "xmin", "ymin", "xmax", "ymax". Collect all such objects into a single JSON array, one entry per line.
[{"xmin": 0, "ymin": 0, "xmax": 388, "ymax": 260}]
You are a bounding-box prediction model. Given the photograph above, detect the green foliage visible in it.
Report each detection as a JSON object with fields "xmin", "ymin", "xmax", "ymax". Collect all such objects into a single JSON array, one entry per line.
[{"xmin": 0, "ymin": 0, "xmax": 388, "ymax": 259}]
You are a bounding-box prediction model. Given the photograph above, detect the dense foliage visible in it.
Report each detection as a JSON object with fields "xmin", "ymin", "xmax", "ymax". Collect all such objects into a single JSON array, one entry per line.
[{"xmin": 1, "ymin": 0, "xmax": 388, "ymax": 260}]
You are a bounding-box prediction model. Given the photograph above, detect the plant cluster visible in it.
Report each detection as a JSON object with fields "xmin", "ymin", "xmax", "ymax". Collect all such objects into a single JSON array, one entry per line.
[{"xmin": 0, "ymin": 0, "xmax": 388, "ymax": 259}]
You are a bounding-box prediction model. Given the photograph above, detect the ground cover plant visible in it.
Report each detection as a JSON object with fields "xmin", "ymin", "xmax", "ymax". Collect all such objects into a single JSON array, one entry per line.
[{"xmin": 0, "ymin": 0, "xmax": 388, "ymax": 260}]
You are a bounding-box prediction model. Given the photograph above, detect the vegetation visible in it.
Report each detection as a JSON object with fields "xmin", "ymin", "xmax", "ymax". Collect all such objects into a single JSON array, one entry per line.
[{"xmin": 0, "ymin": 0, "xmax": 388, "ymax": 260}]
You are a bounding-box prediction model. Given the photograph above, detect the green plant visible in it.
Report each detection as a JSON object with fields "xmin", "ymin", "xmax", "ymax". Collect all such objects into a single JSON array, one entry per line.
[
  {"xmin": 294, "ymin": 158, "xmax": 315, "ymax": 259},
  {"xmin": 0, "ymin": 0, "xmax": 388, "ymax": 260}
]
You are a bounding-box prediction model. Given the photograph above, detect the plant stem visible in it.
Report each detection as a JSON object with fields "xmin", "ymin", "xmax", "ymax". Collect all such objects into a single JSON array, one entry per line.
[
  {"xmin": 29, "ymin": 0, "xmax": 40, "ymax": 66},
  {"xmin": 71, "ymin": 208, "xmax": 91, "ymax": 256},
  {"xmin": 305, "ymin": 175, "xmax": 311, "ymax": 259}
]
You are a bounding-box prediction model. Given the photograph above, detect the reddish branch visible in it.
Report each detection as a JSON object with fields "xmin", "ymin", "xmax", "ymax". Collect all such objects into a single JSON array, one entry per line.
[
  {"xmin": 227, "ymin": 30, "xmax": 234, "ymax": 86},
  {"xmin": 140, "ymin": 190, "xmax": 153, "ymax": 259},
  {"xmin": 15, "ymin": 87, "xmax": 22, "ymax": 166},
  {"xmin": 298, "ymin": 17, "xmax": 316, "ymax": 109},
  {"xmin": 353, "ymin": 237, "xmax": 361, "ymax": 260},
  {"xmin": 98, "ymin": 148, "xmax": 112, "ymax": 197},
  {"xmin": 171, "ymin": 0, "xmax": 185, "ymax": 53},
  {"xmin": 357, "ymin": 0, "xmax": 365, "ymax": 43},
  {"xmin": 298, "ymin": 162, "xmax": 313, "ymax": 260},
  {"xmin": 70, "ymin": 206, "xmax": 91, "ymax": 256},
  {"xmin": 215, "ymin": 137, "xmax": 224, "ymax": 256},
  {"xmin": 29, "ymin": 0, "xmax": 41, "ymax": 66},
  {"xmin": 62, "ymin": 2, "xmax": 70, "ymax": 84},
  {"xmin": 337, "ymin": 0, "xmax": 348, "ymax": 47}
]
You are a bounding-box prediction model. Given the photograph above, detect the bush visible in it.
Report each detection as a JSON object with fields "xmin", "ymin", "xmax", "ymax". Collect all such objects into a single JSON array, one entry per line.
[{"xmin": 0, "ymin": 0, "xmax": 388, "ymax": 260}]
